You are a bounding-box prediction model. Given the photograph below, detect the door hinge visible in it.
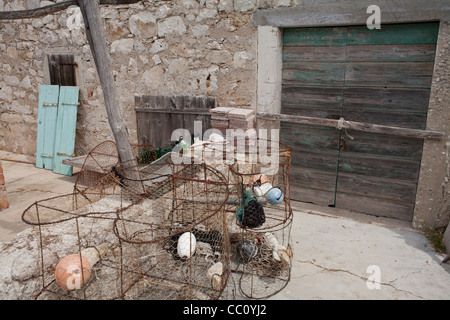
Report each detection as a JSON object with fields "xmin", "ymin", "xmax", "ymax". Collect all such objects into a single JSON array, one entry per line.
[{"xmin": 56, "ymin": 152, "xmax": 75, "ymax": 157}]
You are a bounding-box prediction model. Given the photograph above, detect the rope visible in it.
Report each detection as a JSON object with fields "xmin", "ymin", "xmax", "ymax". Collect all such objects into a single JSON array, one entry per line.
[
  {"xmin": 336, "ymin": 117, "xmax": 354, "ymax": 140},
  {"xmin": 337, "ymin": 117, "xmax": 345, "ymax": 130}
]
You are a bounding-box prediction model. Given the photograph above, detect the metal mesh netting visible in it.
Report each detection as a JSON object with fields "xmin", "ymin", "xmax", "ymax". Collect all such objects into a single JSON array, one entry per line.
[
  {"xmin": 22, "ymin": 137, "xmax": 293, "ymax": 300},
  {"xmin": 225, "ymin": 139, "xmax": 294, "ymax": 299},
  {"xmin": 190, "ymin": 137, "xmax": 294, "ymax": 299},
  {"xmin": 22, "ymin": 142, "xmax": 230, "ymax": 300}
]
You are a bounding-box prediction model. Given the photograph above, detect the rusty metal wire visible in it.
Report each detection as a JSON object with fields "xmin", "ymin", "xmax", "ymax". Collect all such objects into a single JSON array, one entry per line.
[
  {"xmin": 179, "ymin": 137, "xmax": 294, "ymax": 299},
  {"xmin": 225, "ymin": 139, "xmax": 294, "ymax": 299},
  {"xmin": 22, "ymin": 138, "xmax": 293, "ymax": 300},
  {"xmin": 22, "ymin": 141, "xmax": 230, "ymax": 300}
]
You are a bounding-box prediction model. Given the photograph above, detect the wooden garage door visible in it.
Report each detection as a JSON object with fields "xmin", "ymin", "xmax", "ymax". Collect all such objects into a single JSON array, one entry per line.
[{"xmin": 281, "ymin": 22, "xmax": 439, "ymax": 221}]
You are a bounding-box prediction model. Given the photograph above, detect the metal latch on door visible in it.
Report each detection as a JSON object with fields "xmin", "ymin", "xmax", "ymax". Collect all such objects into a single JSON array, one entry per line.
[
  {"xmin": 56, "ymin": 152, "xmax": 75, "ymax": 157},
  {"xmin": 41, "ymin": 153, "xmax": 54, "ymax": 158}
]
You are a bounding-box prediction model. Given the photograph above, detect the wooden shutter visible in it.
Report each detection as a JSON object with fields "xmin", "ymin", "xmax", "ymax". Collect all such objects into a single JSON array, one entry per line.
[
  {"xmin": 53, "ymin": 86, "xmax": 80, "ymax": 176},
  {"xmin": 48, "ymin": 54, "xmax": 77, "ymax": 86},
  {"xmin": 36, "ymin": 85, "xmax": 60, "ymax": 170},
  {"xmin": 36, "ymin": 85, "xmax": 79, "ymax": 176}
]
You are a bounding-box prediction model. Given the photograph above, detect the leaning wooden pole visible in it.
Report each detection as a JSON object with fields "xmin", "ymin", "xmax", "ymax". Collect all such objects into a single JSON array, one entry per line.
[{"xmin": 77, "ymin": 0, "xmax": 144, "ymax": 194}]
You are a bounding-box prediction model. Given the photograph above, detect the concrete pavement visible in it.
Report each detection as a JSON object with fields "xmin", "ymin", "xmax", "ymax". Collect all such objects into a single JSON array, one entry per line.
[
  {"xmin": 0, "ymin": 151, "xmax": 449, "ymax": 299},
  {"xmin": 0, "ymin": 152, "xmax": 78, "ymax": 243},
  {"xmin": 272, "ymin": 203, "xmax": 450, "ymax": 299}
]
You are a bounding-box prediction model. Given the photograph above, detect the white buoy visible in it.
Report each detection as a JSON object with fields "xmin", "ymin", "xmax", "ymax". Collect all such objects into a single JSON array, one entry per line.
[
  {"xmin": 264, "ymin": 232, "xmax": 290, "ymax": 264},
  {"xmin": 252, "ymin": 182, "xmax": 273, "ymax": 197},
  {"xmin": 177, "ymin": 232, "xmax": 197, "ymax": 259}
]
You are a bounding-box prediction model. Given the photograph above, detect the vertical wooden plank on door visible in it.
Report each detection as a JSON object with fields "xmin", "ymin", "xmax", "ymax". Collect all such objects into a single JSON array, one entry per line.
[
  {"xmin": 53, "ymin": 86, "xmax": 79, "ymax": 176},
  {"xmin": 281, "ymin": 26, "xmax": 347, "ymax": 206},
  {"xmin": 171, "ymin": 95, "xmax": 186, "ymax": 143},
  {"xmin": 334, "ymin": 22, "xmax": 439, "ymax": 221},
  {"xmin": 36, "ymin": 85, "xmax": 60, "ymax": 170}
]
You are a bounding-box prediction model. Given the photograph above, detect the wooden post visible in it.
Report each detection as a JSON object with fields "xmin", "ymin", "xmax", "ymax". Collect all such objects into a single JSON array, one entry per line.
[
  {"xmin": 0, "ymin": 161, "xmax": 9, "ymax": 210},
  {"xmin": 77, "ymin": 0, "xmax": 144, "ymax": 194}
]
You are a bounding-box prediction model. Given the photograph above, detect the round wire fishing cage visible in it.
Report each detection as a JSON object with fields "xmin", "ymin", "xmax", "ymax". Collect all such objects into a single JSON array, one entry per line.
[
  {"xmin": 112, "ymin": 161, "xmax": 231, "ymax": 300},
  {"xmin": 185, "ymin": 136, "xmax": 294, "ymax": 299},
  {"xmin": 226, "ymin": 139, "xmax": 294, "ymax": 299},
  {"xmin": 74, "ymin": 140, "xmax": 158, "ymax": 200},
  {"xmin": 21, "ymin": 189, "xmax": 128, "ymax": 300},
  {"xmin": 21, "ymin": 142, "xmax": 231, "ymax": 300}
]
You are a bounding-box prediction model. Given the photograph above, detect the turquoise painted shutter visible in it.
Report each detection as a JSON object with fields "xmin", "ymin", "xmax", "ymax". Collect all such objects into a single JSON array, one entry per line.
[
  {"xmin": 36, "ymin": 85, "xmax": 60, "ymax": 170},
  {"xmin": 53, "ymin": 86, "xmax": 79, "ymax": 176}
]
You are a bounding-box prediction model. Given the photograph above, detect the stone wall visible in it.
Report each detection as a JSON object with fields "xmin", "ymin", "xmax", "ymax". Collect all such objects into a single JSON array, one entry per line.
[
  {"xmin": 413, "ymin": 21, "xmax": 450, "ymax": 229},
  {"xmin": 0, "ymin": 0, "xmax": 301, "ymax": 156}
]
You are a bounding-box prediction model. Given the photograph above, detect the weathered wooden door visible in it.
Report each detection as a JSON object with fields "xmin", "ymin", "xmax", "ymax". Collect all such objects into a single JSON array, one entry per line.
[
  {"xmin": 135, "ymin": 95, "xmax": 216, "ymax": 149},
  {"xmin": 281, "ymin": 22, "xmax": 439, "ymax": 221}
]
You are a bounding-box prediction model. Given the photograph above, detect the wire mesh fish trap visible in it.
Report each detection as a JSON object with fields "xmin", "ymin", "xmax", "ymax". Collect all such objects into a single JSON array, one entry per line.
[
  {"xmin": 21, "ymin": 189, "xmax": 128, "ymax": 300},
  {"xmin": 21, "ymin": 141, "xmax": 231, "ymax": 300},
  {"xmin": 74, "ymin": 140, "xmax": 158, "ymax": 200},
  {"xmin": 225, "ymin": 140, "xmax": 294, "ymax": 299},
  {"xmin": 113, "ymin": 162, "xmax": 231, "ymax": 300}
]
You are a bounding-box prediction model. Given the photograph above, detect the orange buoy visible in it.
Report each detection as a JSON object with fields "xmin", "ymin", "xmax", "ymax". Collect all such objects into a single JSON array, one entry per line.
[{"xmin": 55, "ymin": 254, "xmax": 92, "ymax": 291}]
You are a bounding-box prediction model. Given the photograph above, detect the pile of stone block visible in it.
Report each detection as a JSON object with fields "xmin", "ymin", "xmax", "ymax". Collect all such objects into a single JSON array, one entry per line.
[{"xmin": 210, "ymin": 107, "xmax": 256, "ymax": 137}]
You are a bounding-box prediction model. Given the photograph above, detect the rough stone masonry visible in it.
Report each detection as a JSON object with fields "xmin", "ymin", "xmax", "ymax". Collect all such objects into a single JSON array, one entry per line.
[{"xmin": 0, "ymin": 0, "xmax": 301, "ymax": 156}]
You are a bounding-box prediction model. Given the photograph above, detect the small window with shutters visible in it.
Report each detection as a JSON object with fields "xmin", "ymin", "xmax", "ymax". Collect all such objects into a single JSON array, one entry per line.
[{"xmin": 47, "ymin": 54, "xmax": 77, "ymax": 86}]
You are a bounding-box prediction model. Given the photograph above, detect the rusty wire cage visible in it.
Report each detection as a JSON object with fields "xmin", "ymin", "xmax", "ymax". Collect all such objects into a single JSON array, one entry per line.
[
  {"xmin": 22, "ymin": 142, "xmax": 231, "ymax": 300},
  {"xmin": 187, "ymin": 137, "xmax": 294, "ymax": 299},
  {"xmin": 226, "ymin": 139, "xmax": 293, "ymax": 299}
]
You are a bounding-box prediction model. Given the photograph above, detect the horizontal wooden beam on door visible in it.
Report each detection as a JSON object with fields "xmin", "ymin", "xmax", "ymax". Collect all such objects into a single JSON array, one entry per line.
[{"xmin": 257, "ymin": 112, "xmax": 445, "ymax": 140}]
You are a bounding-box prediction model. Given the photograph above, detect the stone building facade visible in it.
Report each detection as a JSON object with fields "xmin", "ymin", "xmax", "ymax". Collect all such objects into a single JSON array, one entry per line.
[
  {"xmin": 0, "ymin": 0, "xmax": 301, "ymax": 156},
  {"xmin": 0, "ymin": 0, "xmax": 449, "ymax": 229}
]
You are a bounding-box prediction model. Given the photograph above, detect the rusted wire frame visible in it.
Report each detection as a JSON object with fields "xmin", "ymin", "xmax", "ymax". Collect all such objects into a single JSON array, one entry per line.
[
  {"xmin": 112, "ymin": 168, "xmax": 230, "ymax": 244},
  {"xmin": 112, "ymin": 161, "xmax": 231, "ymax": 299},
  {"xmin": 218, "ymin": 139, "xmax": 293, "ymax": 299},
  {"xmin": 227, "ymin": 140, "xmax": 293, "ymax": 232},
  {"xmin": 24, "ymin": 153, "xmax": 231, "ymax": 299}
]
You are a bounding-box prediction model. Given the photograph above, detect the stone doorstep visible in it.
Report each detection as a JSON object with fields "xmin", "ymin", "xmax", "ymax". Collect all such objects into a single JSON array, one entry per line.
[
  {"xmin": 211, "ymin": 122, "xmax": 229, "ymax": 130},
  {"xmin": 228, "ymin": 124, "xmax": 255, "ymax": 130},
  {"xmin": 228, "ymin": 111, "xmax": 256, "ymax": 121},
  {"xmin": 211, "ymin": 116, "xmax": 229, "ymax": 123},
  {"xmin": 226, "ymin": 107, "xmax": 254, "ymax": 115}
]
